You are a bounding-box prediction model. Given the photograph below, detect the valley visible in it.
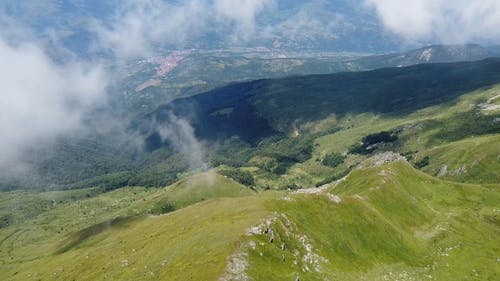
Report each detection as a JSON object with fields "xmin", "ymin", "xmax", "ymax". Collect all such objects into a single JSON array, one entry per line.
[
  {"xmin": 1, "ymin": 58, "xmax": 499, "ymax": 280},
  {"xmin": 10, "ymin": 58, "xmax": 498, "ymax": 191},
  {"xmin": 2, "ymin": 1, "xmax": 500, "ymax": 280}
]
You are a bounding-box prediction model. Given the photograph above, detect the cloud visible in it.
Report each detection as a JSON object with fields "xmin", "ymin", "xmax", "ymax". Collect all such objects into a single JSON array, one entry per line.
[
  {"xmin": 261, "ymin": 1, "xmax": 352, "ymax": 45},
  {"xmin": 0, "ymin": 37, "xmax": 108, "ymax": 174},
  {"xmin": 366, "ymin": 0, "xmax": 500, "ymax": 44},
  {"xmin": 214, "ymin": 0, "xmax": 275, "ymax": 39},
  {"xmin": 93, "ymin": 0, "xmax": 207, "ymax": 60},
  {"xmin": 157, "ymin": 113, "xmax": 208, "ymax": 171},
  {"xmin": 0, "ymin": 0, "xmax": 279, "ymax": 183},
  {"xmin": 93, "ymin": 0, "xmax": 276, "ymax": 60}
]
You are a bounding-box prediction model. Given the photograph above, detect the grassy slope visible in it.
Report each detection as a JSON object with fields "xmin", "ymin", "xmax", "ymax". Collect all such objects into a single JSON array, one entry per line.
[
  {"xmin": 417, "ymin": 135, "xmax": 500, "ymax": 183},
  {"xmin": 0, "ymin": 172, "xmax": 259, "ymax": 278},
  {"xmin": 1, "ymin": 161, "xmax": 498, "ymax": 280},
  {"xmin": 285, "ymin": 84, "xmax": 500, "ymax": 187},
  {"xmin": 196, "ymin": 81, "xmax": 499, "ymax": 191},
  {"xmin": 1, "ymin": 196, "xmax": 272, "ymax": 281},
  {"xmin": 156, "ymin": 171, "xmax": 254, "ymax": 209},
  {"xmin": 245, "ymin": 161, "xmax": 499, "ymax": 281}
]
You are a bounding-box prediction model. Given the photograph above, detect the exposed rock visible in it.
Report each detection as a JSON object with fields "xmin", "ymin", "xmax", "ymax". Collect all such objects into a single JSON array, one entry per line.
[
  {"xmin": 294, "ymin": 185, "xmax": 329, "ymax": 195},
  {"xmin": 437, "ymin": 165, "xmax": 447, "ymax": 177},
  {"xmin": 298, "ymin": 235, "xmax": 328, "ymax": 272},
  {"xmin": 325, "ymin": 193, "xmax": 342, "ymax": 204},
  {"xmin": 357, "ymin": 152, "xmax": 406, "ymax": 169},
  {"xmin": 249, "ymin": 241, "xmax": 256, "ymax": 250},
  {"xmin": 241, "ymin": 213, "xmax": 328, "ymax": 277},
  {"xmin": 353, "ymin": 194, "xmax": 364, "ymax": 201},
  {"xmin": 471, "ymin": 157, "xmax": 484, "ymax": 167},
  {"xmin": 292, "ymin": 176, "xmax": 345, "ymax": 204},
  {"xmin": 392, "ymin": 123, "xmax": 423, "ymax": 135},
  {"xmin": 246, "ymin": 226, "xmax": 262, "ymax": 236},
  {"xmin": 450, "ymin": 166, "xmax": 467, "ymax": 176},
  {"xmin": 478, "ymin": 94, "xmax": 500, "ymax": 111},
  {"xmin": 245, "ymin": 215, "xmax": 278, "ymax": 236},
  {"xmin": 219, "ymin": 250, "xmax": 249, "ymax": 281}
]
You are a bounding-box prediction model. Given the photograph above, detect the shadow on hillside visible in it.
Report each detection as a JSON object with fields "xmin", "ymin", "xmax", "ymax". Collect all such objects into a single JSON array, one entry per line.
[
  {"xmin": 55, "ymin": 216, "xmax": 143, "ymax": 254},
  {"xmin": 137, "ymin": 58, "xmax": 500, "ymax": 146}
]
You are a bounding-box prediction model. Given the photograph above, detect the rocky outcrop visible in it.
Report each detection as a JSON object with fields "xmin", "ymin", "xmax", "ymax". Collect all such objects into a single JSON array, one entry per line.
[{"xmin": 357, "ymin": 152, "xmax": 406, "ymax": 169}]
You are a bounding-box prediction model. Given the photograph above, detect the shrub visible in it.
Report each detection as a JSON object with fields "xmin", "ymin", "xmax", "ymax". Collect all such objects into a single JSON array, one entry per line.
[
  {"xmin": 150, "ymin": 200, "xmax": 176, "ymax": 215},
  {"xmin": 414, "ymin": 156, "xmax": 430, "ymax": 168},
  {"xmin": 0, "ymin": 214, "xmax": 13, "ymax": 228},
  {"xmin": 321, "ymin": 153, "xmax": 346, "ymax": 168},
  {"xmin": 219, "ymin": 169, "xmax": 255, "ymax": 186},
  {"xmin": 349, "ymin": 131, "xmax": 398, "ymax": 154},
  {"xmin": 362, "ymin": 131, "xmax": 397, "ymax": 146}
]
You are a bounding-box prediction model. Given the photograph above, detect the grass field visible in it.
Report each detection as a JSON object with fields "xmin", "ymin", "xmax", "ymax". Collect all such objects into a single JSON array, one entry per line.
[
  {"xmin": 271, "ymin": 83, "xmax": 500, "ymax": 189},
  {"xmin": 417, "ymin": 135, "xmax": 500, "ymax": 183},
  {"xmin": 1, "ymin": 158, "xmax": 498, "ymax": 280},
  {"xmin": 245, "ymin": 160, "xmax": 499, "ymax": 280},
  {"xmin": 0, "ymin": 172, "xmax": 261, "ymax": 279}
]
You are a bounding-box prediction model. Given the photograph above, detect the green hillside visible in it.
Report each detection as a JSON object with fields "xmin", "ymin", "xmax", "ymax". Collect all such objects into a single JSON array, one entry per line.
[
  {"xmin": 138, "ymin": 59, "xmax": 500, "ymax": 190},
  {"xmin": 416, "ymin": 135, "xmax": 500, "ymax": 183},
  {"xmin": 1, "ymin": 158, "xmax": 498, "ymax": 280},
  {"xmin": 1, "ymin": 195, "xmax": 272, "ymax": 281},
  {"xmin": 0, "ymin": 173, "xmax": 255, "ymax": 270},
  {"xmin": 246, "ymin": 159, "xmax": 499, "ymax": 280},
  {"xmin": 121, "ymin": 45, "xmax": 496, "ymax": 115},
  {"xmin": 5, "ymin": 58, "xmax": 499, "ymax": 191}
]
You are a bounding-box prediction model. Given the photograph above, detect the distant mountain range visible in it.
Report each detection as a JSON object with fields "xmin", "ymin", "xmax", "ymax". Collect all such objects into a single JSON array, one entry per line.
[
  {"xmin": 358, "ymin": 44, "xmax": 499, "ymax": 68},
  {"xmin": 117, "ymin": 44, "xmax": 500, "ymax": 115},
  {"xmin": 0, "ymin": 0, "xmax": 401, "ymax": 56}
]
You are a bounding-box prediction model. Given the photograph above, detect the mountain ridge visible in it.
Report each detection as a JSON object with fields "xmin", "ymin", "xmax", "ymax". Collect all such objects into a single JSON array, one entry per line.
[
  {"xmin": 2, "ymin": 155, "xmax": 498, "ymax": 280},
  {"xmin": 2, "ymin": 58, "xmax": 500, "ymax": 190}
]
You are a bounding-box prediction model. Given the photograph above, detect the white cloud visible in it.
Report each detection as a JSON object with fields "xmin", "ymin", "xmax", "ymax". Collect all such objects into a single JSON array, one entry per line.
[
  {"xmin": 214, "ymin": 0, "xmax": 275, "ymax": 39},
  {"xmin": 261, "ymin": 1, "xmax": 351, "ymax": 44},
  {"xmin": 0, "ymin": 0, "xmax": 282, "ymax": 180},
  {"xmin": 93, "ymin": 0, "xmax": 276, "ymax": 60},
  {"xmin": 366, "ymin": 0, "xmax": 500, "ymax": 44},
  {"xmin": 157, "ymin": 113, "xmax": 208, "ymax": 170},
  {"xmin": 93, "ymin": 0, "xmax": 207, "ymax": 60},
  {"xmin": 0, "ymin": 38, "xmax": 108, "ymax": 173}
]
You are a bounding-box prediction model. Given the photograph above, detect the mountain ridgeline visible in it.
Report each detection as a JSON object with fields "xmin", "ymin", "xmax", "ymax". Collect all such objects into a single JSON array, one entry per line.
[
  {"xmin": 2, "ymin": 58, "xmax": 500, "ymax": 190},
  {"xmin": 141, "ymin": 58, "xmax": 500, "ymax": 147},
  {"xmin": 356, "ymin": 44, "xmax": 497, "ymax": 68},
  {"xmin": 120, "ymin": 44, "xmax": 498, "ymax": 115}
]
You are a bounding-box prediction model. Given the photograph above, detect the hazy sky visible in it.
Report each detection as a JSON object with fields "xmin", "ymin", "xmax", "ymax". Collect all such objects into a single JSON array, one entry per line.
[{"xmin": 366, "ymin": 0, "xmax": 500, "ymax": 45}]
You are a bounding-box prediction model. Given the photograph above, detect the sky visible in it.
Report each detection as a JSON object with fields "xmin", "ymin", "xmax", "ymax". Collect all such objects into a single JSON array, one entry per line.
[
  {"xmin": 0, "ymin": 0, "xmax": 499, "ymax": 174},
  {"xmin": 366, "ymin": 0, "xmax": 500, "ymax": 45}
]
